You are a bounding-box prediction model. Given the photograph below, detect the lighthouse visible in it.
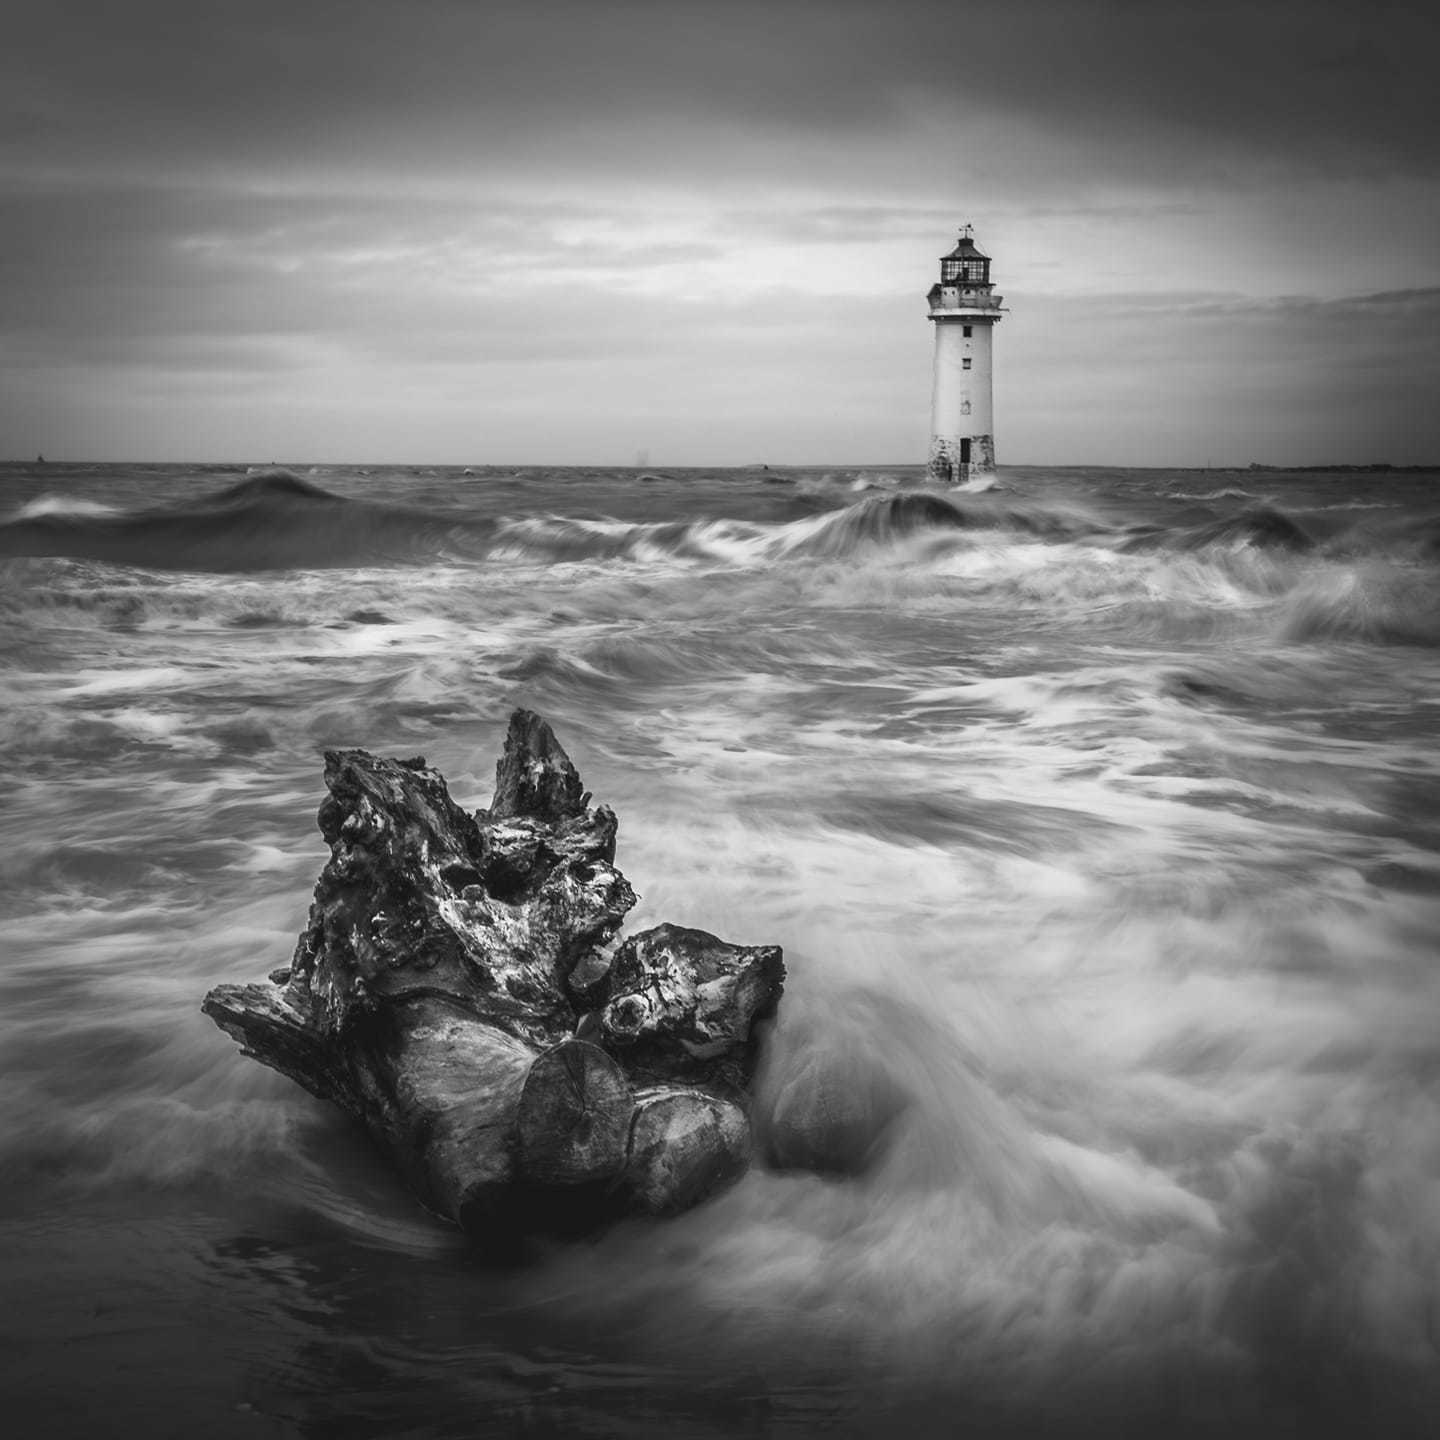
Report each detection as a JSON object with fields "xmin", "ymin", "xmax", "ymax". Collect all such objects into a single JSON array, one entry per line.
[{"xmin": 926, "ymin": 225, "xmax": 1004, "ymax": 483}]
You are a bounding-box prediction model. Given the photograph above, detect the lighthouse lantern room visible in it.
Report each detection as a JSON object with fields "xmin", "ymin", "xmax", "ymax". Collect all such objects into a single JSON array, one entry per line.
[{"xmin": 926, "ymin": 225, "xmax": 1004, "ymax": 483}]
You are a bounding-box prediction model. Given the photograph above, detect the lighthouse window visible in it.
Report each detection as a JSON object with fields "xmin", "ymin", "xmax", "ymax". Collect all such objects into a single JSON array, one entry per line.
[
  {"xmin": 943, "ymin": 257, "xmax": 989, "ymax": 285},
  {"xmin": 963, "ymin": 325, "xmax": 972, "ymax": 337},
  {"xmin": 962, "ymin": 358, "xmax": 972, "ymax": 370}
]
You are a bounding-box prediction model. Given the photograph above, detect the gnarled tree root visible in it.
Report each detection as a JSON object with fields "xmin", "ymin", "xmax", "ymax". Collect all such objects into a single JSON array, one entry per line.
[{"xmin": 204, "ymin": 710, "xmax": 784, "ymax": 1243}]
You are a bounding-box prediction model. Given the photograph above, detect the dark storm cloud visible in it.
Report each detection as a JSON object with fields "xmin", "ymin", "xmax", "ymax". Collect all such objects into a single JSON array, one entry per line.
[
  {"xmin": 5, "ymin": 1, "xmax": 1437, "ymax": 188},
  {"xmin": 4, "ymin": 0, "xmax": 905, "ymax": 186},
  {"xmin": 932, "ymin": 0, "xmax": 1440, "ymax": 183}
]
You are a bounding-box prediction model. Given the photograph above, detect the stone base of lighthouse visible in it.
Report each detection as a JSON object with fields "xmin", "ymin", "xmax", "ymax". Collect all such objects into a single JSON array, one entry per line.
[{"xmin": 926, "ymin": 434, "xmax": 994, "ymax": 485}]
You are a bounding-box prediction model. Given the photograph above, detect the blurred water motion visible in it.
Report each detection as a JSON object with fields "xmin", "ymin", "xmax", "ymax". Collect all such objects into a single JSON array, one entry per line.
[{"xmin": 2, "ymin": 460, "xmax": 1438, "ymax": 1436}]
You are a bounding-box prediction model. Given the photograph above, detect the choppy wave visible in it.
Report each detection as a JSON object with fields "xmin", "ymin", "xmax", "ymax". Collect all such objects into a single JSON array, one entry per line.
[
  {"xmin": 1119, "ymin": 503, "xmax": 1315, "ymax": 555},
  {"xmin": 7, "ymin": 471, "xmax": 1439, "ymax": 585},
  {"xmin": 0, "ymin": 469, "xmax": 495, "ymax": 571},
  {"xmin": 1169, "ymin": 486, "xmax": 1259, "ymax": 502},
  {"xmin": 1274, "ymin": 564, "xmax": 1440, "ymax": 646},
  {"xmin": 1, "ymin": 481, "xmax": 1102, "ymax": 579},
  {"xmin": 4, "ymin": 478, "xmax": 1439, "ymax": 680}
]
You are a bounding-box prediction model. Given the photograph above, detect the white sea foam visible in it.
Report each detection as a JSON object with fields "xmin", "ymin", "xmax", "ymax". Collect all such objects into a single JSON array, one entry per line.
[
  {"xmin": 11, "ymin": 495, "xmax": 121, "ymax": 520},
  {"xmin": 2, "ymin": 463, "xmax": 1438, "ymax": 1432}
]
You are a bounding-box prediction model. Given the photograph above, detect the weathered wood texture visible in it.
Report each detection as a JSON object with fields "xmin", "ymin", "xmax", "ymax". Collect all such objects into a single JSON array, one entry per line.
[
  {"xmin": 600, "ymin": 924, "xmax": 785, "ymax": 1092},
  {"xmin": 515, "ymin": 1039, "xmax": 634, "ymax": 1188},
  {"xmin": 203, "ymin": 709, "xmax": 785, "ymax": 1238},
  {"xmin": 623, "ymin": 1087, "xmax": 752, "ymax": 1216}
]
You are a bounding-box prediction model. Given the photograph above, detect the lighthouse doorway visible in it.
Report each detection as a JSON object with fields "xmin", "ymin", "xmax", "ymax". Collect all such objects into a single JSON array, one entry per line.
[{"xmin": 958, "ymin": 438, "xmax": 971, "ymax": 480}]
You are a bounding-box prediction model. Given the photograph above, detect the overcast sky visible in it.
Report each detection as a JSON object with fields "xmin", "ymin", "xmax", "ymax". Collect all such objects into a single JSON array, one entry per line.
[{"xmin": 3, "ymin": 0, "xmax": 1438, "ymax": 466}]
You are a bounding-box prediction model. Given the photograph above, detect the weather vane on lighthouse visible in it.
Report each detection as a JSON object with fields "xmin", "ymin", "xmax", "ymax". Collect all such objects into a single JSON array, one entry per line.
[{"xmin": 925, "ymin": 224, "xmax": 1004, "ymax": 483}]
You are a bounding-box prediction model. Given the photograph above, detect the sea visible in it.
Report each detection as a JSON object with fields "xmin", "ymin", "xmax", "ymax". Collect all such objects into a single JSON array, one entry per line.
[{"xmin": 1, "ymin": 460, "xmax": 1438, "ymax": 1438}]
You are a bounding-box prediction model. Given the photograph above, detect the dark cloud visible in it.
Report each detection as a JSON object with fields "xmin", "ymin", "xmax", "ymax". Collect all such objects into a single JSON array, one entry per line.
[
  {"xmin": 4, "ymin": 1, "xmax": 1436, "ymax": 190},
  {"xmin": 925, "ymin": 0, "xmax": 1440, "ymax": 183},
  {"xmin": 4, "ymin": 1, "xmax": 906, "ymax": 187}
]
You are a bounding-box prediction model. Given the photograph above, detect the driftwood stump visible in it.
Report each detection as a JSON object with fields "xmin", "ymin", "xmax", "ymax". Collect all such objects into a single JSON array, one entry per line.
[{"xmin": 204, "ymin": 710, "xmax": 784, "ymax": 1242}]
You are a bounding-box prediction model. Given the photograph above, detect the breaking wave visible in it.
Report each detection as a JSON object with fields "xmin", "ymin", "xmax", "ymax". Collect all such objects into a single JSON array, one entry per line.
[
  {"xmin": 0, "ymin": 469, "xmax": 496, "ymax": 571},
  {"xmin": 12, "ymin": 495, "xmax": 123, "ymax": 520},
  {"xmin": 6, "ymin": 472, "xmax": 1438, "ymax": 584}
]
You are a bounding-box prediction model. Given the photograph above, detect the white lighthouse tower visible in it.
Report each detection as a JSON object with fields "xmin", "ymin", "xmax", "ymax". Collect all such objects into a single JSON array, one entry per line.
[{"xmin": 926, "ymin": 225, "xmax": 1004, "ymax": 483}]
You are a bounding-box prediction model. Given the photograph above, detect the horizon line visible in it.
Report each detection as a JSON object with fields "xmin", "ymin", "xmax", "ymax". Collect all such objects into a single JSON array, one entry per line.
[{"xmin": 4, "ymin": 459, "xmax": 1437, "ymax": 474}]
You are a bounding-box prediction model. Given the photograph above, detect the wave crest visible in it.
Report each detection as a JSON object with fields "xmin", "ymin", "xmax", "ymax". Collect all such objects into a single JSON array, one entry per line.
[{"xmin": 0, "ymin": 469, "xmax": 493, "ymax": 572}]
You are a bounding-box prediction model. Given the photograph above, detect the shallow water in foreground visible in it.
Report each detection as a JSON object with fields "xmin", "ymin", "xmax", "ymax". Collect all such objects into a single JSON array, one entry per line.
[{"xmin": 2, "ymin": 461, "xmax": 1439, "ymax": 1437}]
